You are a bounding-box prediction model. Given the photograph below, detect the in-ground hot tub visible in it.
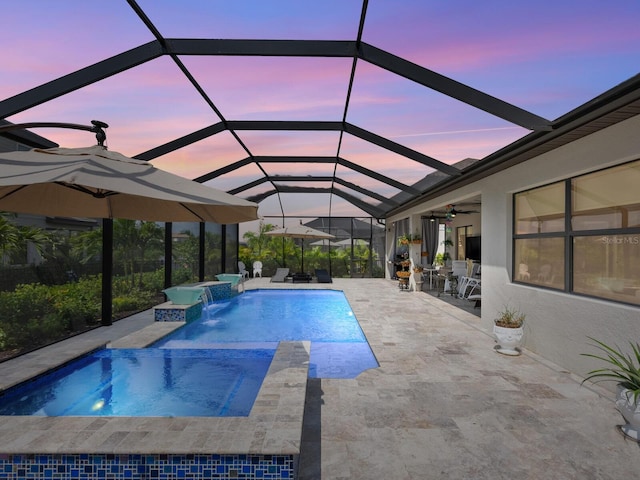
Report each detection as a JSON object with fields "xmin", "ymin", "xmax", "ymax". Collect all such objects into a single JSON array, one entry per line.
[{"xmin": 0, "ymin": 336, "xmax": 310, "ymax": 480}]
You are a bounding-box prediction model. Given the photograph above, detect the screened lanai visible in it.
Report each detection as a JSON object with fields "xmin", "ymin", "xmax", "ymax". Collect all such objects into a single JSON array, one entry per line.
[
  {"xmin": 3, "ymin": 1, "xmax": 639, "ymax": 223},
  {"xmin": 1, "ymin": 2, "xmax": 640, "ymax": 335}
]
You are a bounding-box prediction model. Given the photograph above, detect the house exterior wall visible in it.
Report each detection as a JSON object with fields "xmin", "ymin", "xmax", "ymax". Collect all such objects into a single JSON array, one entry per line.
[{"xmin": 388, "ymin": 114, "xmax": 640, "ymax": 386}]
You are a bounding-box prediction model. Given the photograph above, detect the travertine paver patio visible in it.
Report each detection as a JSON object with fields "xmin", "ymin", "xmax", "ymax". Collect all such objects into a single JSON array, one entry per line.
[{"xmin": 256, "ymin": 278, "xmax": 639, "ymax": 479}]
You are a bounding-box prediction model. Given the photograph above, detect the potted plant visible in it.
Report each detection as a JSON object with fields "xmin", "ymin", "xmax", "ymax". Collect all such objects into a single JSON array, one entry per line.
[
  {"xmin": 441, "ymin": 238, "xmax": 454, "ymax": 266},
  {"xmin": 581, "ymin": 337, "xmax": 640, "ymax": 441},
  {"xmin": 398, "ymin": 234, "xmax": 411, "ymax": 246},
  {"xmin": 411, "ymin": 231, "xmax": 422, "ymax": 244},
  {"xmin": 493, "ymin": 306, "xmax": 525, "ymax": 356}
]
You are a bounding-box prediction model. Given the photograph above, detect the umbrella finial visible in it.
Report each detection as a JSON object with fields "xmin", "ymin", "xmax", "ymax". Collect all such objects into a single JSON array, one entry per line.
[{"xmin": 91, "ymin": 120, "xmax": 109, "ymax": 147}]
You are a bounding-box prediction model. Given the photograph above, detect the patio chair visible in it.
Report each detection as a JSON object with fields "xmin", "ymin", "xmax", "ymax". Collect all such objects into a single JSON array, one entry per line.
[
  {"xmin": 451, "ymin": 260, "xmax": 467, "ymax": 280},
  {"xmin": 253, "ymin": 260, "xmax": 263, "ymax": 278},
  {"xmin": 518, "ymin": 263, "xmax": 530, "ymax": 281},
  {"xmin": 238, "ymin": 261, "xmax": 249, "ymax": 279},
  {"xmin": 270, "ymin": 267, "xmax": 290, "ymax": 283},
  {"xmin": 292, "ymin": 272, "xmax": 312, "ymax": 283},
  {"xmin": 315, "ymin": 268, "xmax": 332, "ymax": 283},
  {"xmin": 464, "ymin": 278, "xmax": 482, "ymax": 308},
  {"xmin": 538, "ymin": 264, "xmax": 554, "ymax": 284},
  {"xmin": 457, "ymin": 277, "xmax": 481, "ymax": 300}
]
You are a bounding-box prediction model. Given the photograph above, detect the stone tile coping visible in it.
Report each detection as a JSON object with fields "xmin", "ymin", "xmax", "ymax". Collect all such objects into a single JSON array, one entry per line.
[
  {"xmin": 0, "ymin": 339, "xmax": 108, "ymax": 393},
  {"xmin": 108, "ymin": 321, "xmax": 184, "ymax": 348},
  {"xmin": 0, "ymin": 336, "xmax": 310, "ymax": 456}
]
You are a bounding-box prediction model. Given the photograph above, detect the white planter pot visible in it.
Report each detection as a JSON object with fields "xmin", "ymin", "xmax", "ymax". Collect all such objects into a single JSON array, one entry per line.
[
  {"xmin": 615, "ymin": 385, "xmax": 640, "ymax": 441},
  {"xmin": 493, "ymin": 325, "xmax": 524, "ymax": 356}
]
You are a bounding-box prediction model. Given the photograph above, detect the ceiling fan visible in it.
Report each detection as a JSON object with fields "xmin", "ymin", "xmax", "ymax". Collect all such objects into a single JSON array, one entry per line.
[
  {"xmin": 447, "ymin": 204, "xmax": 480, "ymax": 217},
  {"xmin": 423, "ymin": 204, "xmax": 480, "ymax": 221}
]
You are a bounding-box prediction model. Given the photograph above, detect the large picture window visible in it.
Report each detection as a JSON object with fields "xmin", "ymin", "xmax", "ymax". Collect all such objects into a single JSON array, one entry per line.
[{"xmin": 514, "ymin": 159, "xmax": 640, "ymax": 306}]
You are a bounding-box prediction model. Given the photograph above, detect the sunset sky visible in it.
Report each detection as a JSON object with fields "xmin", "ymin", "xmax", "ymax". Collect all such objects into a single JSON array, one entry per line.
[{"xmin": 2, "ymin": 0, "xmax": 639, "ymax": 230}]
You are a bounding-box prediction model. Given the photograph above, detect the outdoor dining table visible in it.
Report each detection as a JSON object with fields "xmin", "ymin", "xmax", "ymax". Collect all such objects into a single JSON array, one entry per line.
[{"xmin": 424, "ymin": 267, "xmax": 439, "ymax": 289}]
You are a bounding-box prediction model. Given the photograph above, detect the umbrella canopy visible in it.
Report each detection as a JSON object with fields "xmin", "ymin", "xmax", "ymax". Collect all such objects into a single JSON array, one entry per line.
[
  {"xmin": 0, "ymin": 144, "xmax": 258, "ymax": 327},
  {"xmin": 265, "ymin": 221, "xmax": 334, "ymax": 272},
  {"xmin": 0, "ymin": 145, "xmax": 258, "ymax": 223},
  {"xmin": 310, "ymin": 239, "xmax": 340, "ymax": 247},
  {"xmin": 334, "ymin": 238, "xmax": 369, "ymax": 248}
]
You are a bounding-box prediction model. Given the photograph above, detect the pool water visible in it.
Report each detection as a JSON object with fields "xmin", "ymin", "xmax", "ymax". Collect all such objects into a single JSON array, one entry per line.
[
  {"xmin": 0, "ymin": 289, "xmax": 377, "ymax": 417},
  {"xmin": 154, "ymin": 289, "xmax": 379, "ymax": 378},
  {"xmin": 0, "ymin": 348, "xmax": 273, "ymax": 417}
]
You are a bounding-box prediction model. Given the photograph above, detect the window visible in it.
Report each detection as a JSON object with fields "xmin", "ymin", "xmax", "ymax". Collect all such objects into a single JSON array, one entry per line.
[
  {"xmin": 513, "ymin": 159, "xmax": 640, "ymax": 306},
  {"xmin": 514, "ymin": 237, "xmax": 565, "ymax": 289},
  {"xmin": 572, "ymin": 162, "xmax": 640, "ymax": 230},
  {"xmin": 515, "ymin": 182, "xmax": 565, "ymax": 234}
]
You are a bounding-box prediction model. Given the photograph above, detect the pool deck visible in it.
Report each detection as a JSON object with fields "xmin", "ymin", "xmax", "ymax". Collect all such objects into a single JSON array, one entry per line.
[{"xmin": 1, "ymin": 278, "xmax": 640, "ymax": 478}]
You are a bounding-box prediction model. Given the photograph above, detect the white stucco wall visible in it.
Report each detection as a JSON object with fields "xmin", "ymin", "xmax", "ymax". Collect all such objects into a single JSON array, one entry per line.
[{"xmin": 388, "ymin": 114, "xmax": 640, "ymax": 385}]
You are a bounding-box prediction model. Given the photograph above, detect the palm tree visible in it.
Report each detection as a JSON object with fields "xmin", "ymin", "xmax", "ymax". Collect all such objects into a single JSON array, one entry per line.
[
  {"xmin": 112, "ymin": 220, "xmax": 164, "ymax": 288},
  {"xmin": 71, "ymin": 219, "xmax": 164, "ymax": 288},
  {"xmin": 0, "ymin": 212, "xmax": 54, "ymax": 266}
]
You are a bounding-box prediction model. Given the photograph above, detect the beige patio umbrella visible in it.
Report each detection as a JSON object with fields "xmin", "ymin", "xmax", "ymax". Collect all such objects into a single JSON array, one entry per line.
[
  {"xmin": 309, "ymin": 239, "xmax": 339, "ymax": 247},
  {"xmin": 334, "ymin": 238, "xmax": 369, "ymax": 248},
  {"xmin": 0, "ymin": 144, "xmax": 258, "ymax": 325},
  {"xmin": 0, "ymin": 145, "xmax": 258, "ymax": 223},
  {"xmin": 265, "ymin": 221, "xmax": 334, "ymax": 272}
]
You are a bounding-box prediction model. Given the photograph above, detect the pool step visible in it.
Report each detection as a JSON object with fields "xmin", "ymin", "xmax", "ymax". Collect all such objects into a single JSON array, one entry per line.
[{"xmin": 109, "ymin": 322, "xmax": 185, "ymax": 349}]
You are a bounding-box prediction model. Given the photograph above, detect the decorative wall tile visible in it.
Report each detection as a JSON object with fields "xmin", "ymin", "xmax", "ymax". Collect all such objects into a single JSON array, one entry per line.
[{"xmin": 0, "ymin": 453, "xmax": 297, "ymax": 479}]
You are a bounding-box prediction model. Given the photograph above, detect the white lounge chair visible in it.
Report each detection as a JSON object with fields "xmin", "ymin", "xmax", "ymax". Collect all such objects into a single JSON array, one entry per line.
[
  {"xmin": 457, "ymin": 277, "xmax": 480, "ymax": 299},
  {"xmin": 458, "ymin": 277, "xmax": 481, "ymax": 308},
  {"xmin": 253, "ymin": 260, "xmax": 263, "ymax": 278},
  {"xmin": 270, "ymin": 268, "xmax": 289, "ymax": 283},
  {"xmin": 238, "ymin": 261, "xmax": 249, "ymax": 279}
]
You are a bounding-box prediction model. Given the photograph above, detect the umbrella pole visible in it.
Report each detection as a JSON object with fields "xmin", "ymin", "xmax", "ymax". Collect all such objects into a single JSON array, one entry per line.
[{"xmin": 101, "ymin": 218, "xmax": 113, "ymax": 326}]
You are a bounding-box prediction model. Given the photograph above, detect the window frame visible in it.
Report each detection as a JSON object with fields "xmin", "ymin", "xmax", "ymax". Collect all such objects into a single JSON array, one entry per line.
[{"xmin": 512, "ymin": 159, "xmax": 640, "ymax": 306}]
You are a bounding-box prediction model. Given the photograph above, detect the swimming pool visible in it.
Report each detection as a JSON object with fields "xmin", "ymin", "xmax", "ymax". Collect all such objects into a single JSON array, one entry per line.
[
  {"xmin": 0, "ymin": 289, "xmax": 377, "ymax": 419},
  {"xmin": 0, "ymin": 288, "xmax": 370, "ymax": 478},
  {"xmin": 153, "ymin": 289, "xmax": 379, "ymax": 378}
]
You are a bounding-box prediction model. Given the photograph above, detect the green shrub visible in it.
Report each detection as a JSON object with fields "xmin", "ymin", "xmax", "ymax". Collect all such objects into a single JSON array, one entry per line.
[
  {"xmin": 0, "ymin": 283, "xmax": 53, "ymax": 321},
  {"xmin": 48, "ymin": 278, "xmax": 101, "ymax": 329},
  {"xmin": 112, "ymin": 294, "xmax": 150, "ymax": 313},
  {"xmin": 142, "ymin": 268, "xmax": 165, "ymax": 293},
  {"xmin": 0, "ymin": 269, "xmax": 166, "ymax": 359},
  {"xmin": 172, "ymin": 267, "xmax": 195, "ymax": 285},
  {"xmin": 26, "ymin": 313, "xmax": 69, "ymax": 345}
]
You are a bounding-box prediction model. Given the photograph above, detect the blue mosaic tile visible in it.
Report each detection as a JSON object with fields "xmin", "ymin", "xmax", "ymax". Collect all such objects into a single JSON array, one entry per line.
[
  {"xmin": 154, "ymin": 302, "xmax": 202, "ymax": 322},
  {"xmin": 0, "ymin": 454, "xmax": 296, "ymax": 479},
  {"xmin": 204, "ymin": 282, "xmax": 233, "ymax": 301}
]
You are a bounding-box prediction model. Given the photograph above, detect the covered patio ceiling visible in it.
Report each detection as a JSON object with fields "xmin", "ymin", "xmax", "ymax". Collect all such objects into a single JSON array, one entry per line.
[{"xmin": 2, "ymin": 1, "xmax": 640, "ymax": 224}]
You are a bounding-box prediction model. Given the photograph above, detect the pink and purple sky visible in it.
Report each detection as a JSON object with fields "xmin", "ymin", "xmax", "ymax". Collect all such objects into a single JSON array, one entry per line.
[{"xmin": 2, "ymin": 0, "xmax": 639, "ymax": 229}]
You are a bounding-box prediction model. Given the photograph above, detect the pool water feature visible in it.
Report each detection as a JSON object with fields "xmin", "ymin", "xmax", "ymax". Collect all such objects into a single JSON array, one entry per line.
[
  {"xmin": 162, "ymin": 285, "xmax": 205, "ymax": 305},
  {"xmin": 0, "ymin": 348, "xmax": 274, "ymax": 417},
  {"xmin": 154, "ymin": 289, "xmax": 379, "ymax": 378}
]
